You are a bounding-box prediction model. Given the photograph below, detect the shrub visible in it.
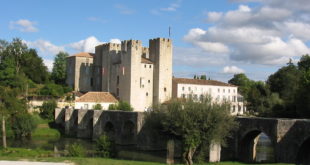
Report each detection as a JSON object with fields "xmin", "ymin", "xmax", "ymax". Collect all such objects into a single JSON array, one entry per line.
[
  {"xmin": 96, "ymin": 134, "xmax": 115, "ymax": 157},
  {"xmin": 108, "ymin": 104, "xmax": 117, "ymax": 110},
  {"xmin": 93, "ymin": 104, "xmax": 102, "ymax": 110},
  {"xmin": 39, "ymin": 100, "xmax": 57, "ymax": 120},
  {"xmin": 67, "ymin": 143, "xmax": 85, "ymax": 157},
  {"xmin": 118, "ymin": 101, "xmax": 133, "ymax": 111},
  {"xmin": 108, "ymin": 101, "xmax": 133, "ymax": 111},
  {"xmin": 11, "ymin": 113, "xmax": 38, "ymax": 139}
]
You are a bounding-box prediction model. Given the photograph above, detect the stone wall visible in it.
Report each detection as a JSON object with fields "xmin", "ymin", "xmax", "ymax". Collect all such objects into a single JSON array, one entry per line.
[{"xmin": 222, "ymin": 117, "xmax": 310, "ymax": 163}]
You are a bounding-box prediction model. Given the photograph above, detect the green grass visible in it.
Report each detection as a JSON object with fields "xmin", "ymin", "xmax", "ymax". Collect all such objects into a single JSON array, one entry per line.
[
  {"xmin": 31, "ymin": 114, "xmax": 61, "ymax": 139},
  {"xmin": 0, "ymin": 148, "xmax": 53, "ymax": 158}
]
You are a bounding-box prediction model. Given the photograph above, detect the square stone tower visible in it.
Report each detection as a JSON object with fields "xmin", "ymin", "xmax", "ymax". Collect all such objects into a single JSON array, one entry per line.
[{"xmin": 149, "ymin": 38, "xmax": 173, "ymax": 104}]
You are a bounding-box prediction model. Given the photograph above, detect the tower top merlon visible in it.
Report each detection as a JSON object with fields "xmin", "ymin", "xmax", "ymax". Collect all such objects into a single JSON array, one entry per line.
[{"xmin": 150, "ymin": 38, "xmax": 172, "ymax": 43}]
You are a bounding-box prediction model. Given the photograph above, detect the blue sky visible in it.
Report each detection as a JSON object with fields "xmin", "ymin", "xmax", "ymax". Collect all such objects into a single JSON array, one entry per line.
[{"xmin": 1, "ymin": 0, "xmax": 310, "ymax": 82}]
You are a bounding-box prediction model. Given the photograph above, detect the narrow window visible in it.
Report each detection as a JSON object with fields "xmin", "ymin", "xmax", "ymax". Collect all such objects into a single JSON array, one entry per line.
[
  {"xmin": 144, "ymin": 64, "xmax": 146, "ymax": 68},
  {"xmin": 149, "ymin": 65, "xmax": 151, "ymax": 68},
  {"xmin": 182, "ymin": 86, "xmax": 185, "ymax": 91},
  {"xmin": 148, "ymin": 80, "xmax": 151, "ymax": 83},
  {"xmin": 164, "ymin": 87, "xmax": 167, "ymax": 92},
  {"xmin": 146, "ymin": 92, "xmax": 148, "ymax": 96}
]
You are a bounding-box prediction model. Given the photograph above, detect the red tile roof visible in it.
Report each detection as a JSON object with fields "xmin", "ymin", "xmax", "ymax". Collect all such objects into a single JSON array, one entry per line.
[
  {"xmin": 141, "ymin": 57, "xmax": 153, "ymax": 64},
  {"xmin": 76, "ymin": 92, "xmax": 118, "ymax": 103},
  {"xmin": 173, "ymin": 78, "xmax": 237, "ymax": 87}
]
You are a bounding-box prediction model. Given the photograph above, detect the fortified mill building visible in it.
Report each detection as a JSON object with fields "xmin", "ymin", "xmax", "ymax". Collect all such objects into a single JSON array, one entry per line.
[
  {"xmin": 67, "ymin": 38, "xmax": 172, "ymax": 111},
  {"xmin": 67, "ymin": 37, "xmax": 245, "ymax": 113}
]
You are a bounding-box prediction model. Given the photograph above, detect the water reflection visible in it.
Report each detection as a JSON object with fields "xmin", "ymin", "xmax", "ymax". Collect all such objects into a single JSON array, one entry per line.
[{"xmin": 255, "ymin": 133, "xmax": 274, "ymax": 163}]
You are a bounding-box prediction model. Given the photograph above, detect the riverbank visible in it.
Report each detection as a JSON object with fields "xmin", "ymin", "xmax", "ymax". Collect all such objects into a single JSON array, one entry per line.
[{"xmin": 0, "ymin": 157, "xmax": 294, "ymax": 165}]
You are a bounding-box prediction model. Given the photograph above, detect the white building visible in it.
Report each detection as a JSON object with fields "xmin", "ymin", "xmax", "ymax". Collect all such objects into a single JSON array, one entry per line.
[
  {"xmin": 172, "ymin": 78, "xmax": 246, "ymax": 115},
  {"xmin": 74, "ymin": 92, "xmax": 118, "ymax": 110}
]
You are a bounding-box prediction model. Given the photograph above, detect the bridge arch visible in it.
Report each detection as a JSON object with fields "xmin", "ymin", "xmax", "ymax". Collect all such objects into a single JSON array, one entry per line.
[
  {"xmin": 104, "ymin": 121, "xmax": 115, "ymax": 138},
  {"xmin": 296, "ymin": 136, "xmax": 310, "ymax": 165},
  {"xmin": 121, "ymin": 120, "xmax": 135, "ymax": 144},
  {"xmin": 239, "ymin": 129, "xmax": 275, "ymax": 163}
]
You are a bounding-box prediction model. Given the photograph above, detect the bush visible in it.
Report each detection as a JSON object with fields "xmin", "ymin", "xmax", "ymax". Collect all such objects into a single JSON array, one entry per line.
[
  {"xmin": 93, "ymin": 104, "xmax": 102, "ymax": 110},
  {"xmin": 39, "ymin": 100, "xmax": 57, "ymax": 120},
  {"xmin": 96, "ymin": 134, "xmax": 115, "ymax": 157},
  {"xmin": 67, "ymin": 143, "xmax": 85, "ymax": 157},
  {"xmin": 108, "ymin": 101, "xmax": 133, "ymax": 111},
  {"xmin": 11, "ymin": 113, "xmax": 38, "ymax": 139},
  {"xmin": 118, "ymin": 101, "xmax": 133, "ymax": 111},
  {"xmin": 108, "ymin": 104, "xmax": 117, "ymax": 110}
]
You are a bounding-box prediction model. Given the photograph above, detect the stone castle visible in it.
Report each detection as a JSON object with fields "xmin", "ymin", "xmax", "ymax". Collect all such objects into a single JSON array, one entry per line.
[{"xmin": 66, "ymin": 38, "xmax": 172, "ymax": 111}]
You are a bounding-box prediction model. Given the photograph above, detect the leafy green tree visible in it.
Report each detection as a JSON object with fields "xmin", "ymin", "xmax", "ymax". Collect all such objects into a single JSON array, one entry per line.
[
  {"xmin": 11, "ymin": 113, "xmax": 37, "ymax": 139},
  {"xmin": 228, "ymin": 73, "xmax": 253, "ymax": 99},
  {"xmin": 146, "ymin": 98, "xmax": 238, "ymax": 165},
  {"xmin": 295, "ymin": 70, "xmax": 310, "ymax": 118},
  {"xmin": 51, "ymin": 52, "xmax": 69, "ymax": 85},
  {"xmin": 39, "ymin": 100, "xmax": 57, "ymax": 120},
  {"xmin": 298, "ymin": 54, "xmax": 310, "ymax": 71},
  {"xmin": 200, "ymin": 75, "xmax": 207, "ymax": 80},
  {"xmin": 39, "ymin": 83, "xmax": 65, "ymax": 97},
  {"xmin": 267, "ymin": 64, "xmax": 301, "ymax": 101},
  {"xmin": 20, "ymin": 49, "xmax": 49, "ymax": 84}
]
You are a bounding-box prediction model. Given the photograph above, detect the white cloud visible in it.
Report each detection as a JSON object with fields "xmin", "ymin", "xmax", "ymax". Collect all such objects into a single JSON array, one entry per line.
[
  {"xmin": 115, "ymin": 4, "xmax": 135, "ymax": 15},
  {"xmin": 174, "ymin": 47, "xmax": 228, "ymax": 67},
  {"xmin": 109, "ymin": 38, "xmax": 121, "ymax": 44},
  {"xmin": 43, "ymin": 59, "xmax": 54, "ymax": 71},
  {"xmin": 151, "ymin": 0, "xmax": 182, "ymax": 15},
  {"xmin": 222, "ymin": 66, "xmax": 245, "ymax": 74},
  {"xmin": 160, "ymin": 0, "xmax": 181, "ymax": 12},
  {"xmin": 9, "ymin": 19, "xmax": 38, "ymax": 32},
  {"xmin": 238, "ymin": 5, "xmax": 251, "ymax": 12},
  {"xmin": 183, "ymin": 2, "xmax": 310, "ymax": 66},
  {"xmin": 207, "ymin": 12, "xmax": 223, "ymax": 22},
  {"xmin": 69, "ymin": 36, "xmax": 103, "ymax": 53},
  {"xmin": 281, "ymin": 22, "xmax": 310, "ymax": 41},
  {"xmin": 25, "ymin": 40, "xmax": 64, "ymax": 56}
]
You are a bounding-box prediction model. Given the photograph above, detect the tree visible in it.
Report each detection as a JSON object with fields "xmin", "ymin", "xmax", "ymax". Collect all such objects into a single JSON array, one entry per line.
[
  {"xmin": 267, "ymin": 64, "xmax": 301, "ymax": 100},
  {"xmin": 51, "ymin": 52, "xmax": 69, "ymax": 85},
  {"xmin": 200, "ymin": 75, "xmax": 206, "ymax": 80},
  {"xmin": 39, "ymin": 100, "xmax": 57, "ymax": 120},
  {"xmin": 20, "ymin": 49, "xmax": 49, "ymax": 84},
  {"xmin": 146, "ymin": 98, "xmax": 238, "ymax": 165},
  {"xmin": 228, "ymin": 73, "xmax": 253, "ymax": 100},
  {"xmin": 298, "ymin": 54, "xmax": 310, "ymax": 71},
  {"xmin": 11, "ymin": 113, "xmax": 37, "ymax": 139}
]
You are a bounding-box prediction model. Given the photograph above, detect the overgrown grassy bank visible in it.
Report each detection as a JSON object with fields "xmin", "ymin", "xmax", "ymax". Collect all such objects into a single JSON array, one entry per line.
[{"xmin": 0, "ymin": 155, "xmax": 295, "ymax": 165}]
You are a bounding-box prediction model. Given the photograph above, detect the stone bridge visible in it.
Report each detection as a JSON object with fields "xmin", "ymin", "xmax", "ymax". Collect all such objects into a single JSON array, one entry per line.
[
  {"xmin": 223, "ymin": 117, "xmax": 310, "ymax": 164},
  {"xmin": 55, "ymin": 108, "xmax": 310, "ymax": 164}
]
